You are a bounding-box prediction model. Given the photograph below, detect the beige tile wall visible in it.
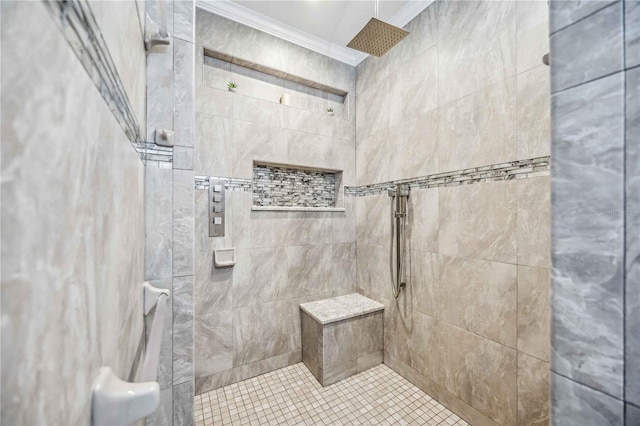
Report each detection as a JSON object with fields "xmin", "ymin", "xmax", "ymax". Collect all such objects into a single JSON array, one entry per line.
[
  {"xmin": 355, "ymin": 1, "xmax": 550, "ymax": 425},
  {"xmin": 194, "ymin": 10, "xmax": 357, "ymax": 394},
  {"xmin": 1, "ymin": 2, "xmax": 146, "ymax": 424}
]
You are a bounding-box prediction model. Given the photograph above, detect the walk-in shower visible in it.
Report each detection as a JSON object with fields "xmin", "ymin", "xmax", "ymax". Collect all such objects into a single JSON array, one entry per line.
[{"xmin": 388, "ymin": 184, "xmax": 410, "ymax": 298}]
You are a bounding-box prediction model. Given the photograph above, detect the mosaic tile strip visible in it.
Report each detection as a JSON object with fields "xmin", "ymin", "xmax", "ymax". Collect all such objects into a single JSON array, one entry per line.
[
  {"xmin": 42, "ymin": 0, "xmax": 145, "ymax": 161},
  {"xmin": 345, "ymin": 156, "xmax": 551, "ymax": 196},
  {"xmin": 195, "ymin": 175, "xmax": 252, "ymax": 192},
  {"xmin": 253, "ymin": 164, "xmax": 336, "ymax": 208}
]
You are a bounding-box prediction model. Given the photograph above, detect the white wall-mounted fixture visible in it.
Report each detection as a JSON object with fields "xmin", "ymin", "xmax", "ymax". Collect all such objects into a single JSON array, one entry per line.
[
  {"xmin": 91, "ymin": 367, "xmax": 160, "ymax": 426},
  {"xmin": 90, "ymin": 282, "xmax": 170, "ymax": 426},
  {"xmin": 214, "ymin": 248, "xmax": 236, "ymax": 268},
  {"xmin": 145, "ymin": 8, "xmax": 171, "ymax": 52},
  {"xmin": 154, "ymin": 129, "xmax": 174, "ymax": 147}
]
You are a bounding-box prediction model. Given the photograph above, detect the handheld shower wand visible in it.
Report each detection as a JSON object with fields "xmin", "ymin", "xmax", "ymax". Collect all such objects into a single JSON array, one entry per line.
[{"xmin": 388, "ymin": 184, "xmax": 410, "ymax": 298}]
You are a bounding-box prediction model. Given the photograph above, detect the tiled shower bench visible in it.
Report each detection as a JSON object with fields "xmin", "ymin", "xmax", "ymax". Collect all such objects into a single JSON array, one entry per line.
[{"xmin": 300, "ymin": 293, "xmax": 384, "ymax": 386}]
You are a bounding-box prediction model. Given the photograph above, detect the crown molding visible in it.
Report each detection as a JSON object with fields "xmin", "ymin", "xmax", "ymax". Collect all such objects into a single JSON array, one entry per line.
[{"xmin": 195, "ymin": 0, "xmax": 433, "ymax": 67}]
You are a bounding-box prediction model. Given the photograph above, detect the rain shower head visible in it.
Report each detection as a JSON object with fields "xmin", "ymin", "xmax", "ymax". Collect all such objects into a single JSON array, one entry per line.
[{"xmin": 347, "ymin": 17, "xmax": 409, "ymax": 57}]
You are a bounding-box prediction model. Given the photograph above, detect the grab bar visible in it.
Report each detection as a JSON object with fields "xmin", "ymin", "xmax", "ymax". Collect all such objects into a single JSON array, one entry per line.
[{"xmin": 90, "ymin": 282, "xmax": 171, "ymax": 426}]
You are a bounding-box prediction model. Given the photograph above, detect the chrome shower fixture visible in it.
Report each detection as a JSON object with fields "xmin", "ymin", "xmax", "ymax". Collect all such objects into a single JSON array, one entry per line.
[{"xmin": 388, "ymin": 184, "xmax": 410, "ymax": 298}]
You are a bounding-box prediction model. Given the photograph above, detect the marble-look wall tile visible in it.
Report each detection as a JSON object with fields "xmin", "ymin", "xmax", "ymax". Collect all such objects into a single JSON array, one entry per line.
[
  {"xmin": 1, "ymin": 3, "xmax": 146, "ymax": 424},
  {"xmin": 146, "ymin": 166, "xmax": 173, "ymax": 280},
  {"xmin": 232, "ymin": 95, "xmax": 286, "ymax": 128},
  {"xmin": 387, "ymin": 46, "xmax": 438, "ymax": 128},
  {"xmin": 173, "ymin": 276, "xmax": 194, "ymax": 385},
  {"xmin": 626, "ymin": 0, "xmax": 640, "ymax": 68},
  {"xmin": 550, "ymin": 2, "xmax": 623, "ymax": 93},
  {"xmin": 439, "ymin": 181, "xmax": 517, "ymax": 263},
  {"xmin": 147, "ymin": 38, "xmax": 173, "ymax": 142},
  {"xmin": 232, "ymin": 300, "xmax": 297, "ymax": 366},
  {"xmin": 173, "ymin": 146, "xmax": 193, "ymax": 170},
  {"xmin": 284, "ymin": 212, "xmax": 332, "ymax": 247},
  {"xmin": 286, "ymin": 244, "xmax": 333, "ymax": 298},
  {"xmin": 438, "ymin": 0, "xmax": 516, "ymax": 104},
  {"xmin": 356, "ymin": 244, "xmax": 391, "ymax": 301},
  {"xmin": 355, "ymin": 80, "xmax": 389, "ymax": 140},
  {"xmin": 517, "ymin": 177, "xmax": 550, "ymax": 268},
  {"xmin": 172, "ymin": 381, "xmax": 194, "ymax": 425},
  {"xmin": 194, "ymin": 190, "xmax": 232, "ymax": 312},
  {"xmin": 232, "ymin": 192, "xmax": 287, "ymax": 249},
  {"xmin": 516, "ymin": 1, "xmax": 550, "ymax": 74},
  {"xmin": 517, "ymin": 353, "xmax": 549, "ymax": 426},
  {"xmin": 301, "ymin": 311, "xmax": 321, "ymax": 380},
  {"xmin": 174, "ymin": 38, "xmax": 195, "ymax": 148},
  {"xmin": 230, "ymin": 64, "xmax": 284, "ymax": 105},
  {"xmin": 551, "ymin": 373, "xmax": 624, "ymax": 425},
  {"xmin": 356, "ymin": 130, "xmax": 389, "ymax": 185},
  {"xmin": 195, "ymin": 112, "xmax": 231, "ymax": 176},
  {"xmin": 331, "ymin": 198, "xmax": 357, "ymax": 244},
  {"xmin": 518, "ymin": 266, "xmax": 550, "ymax": 362},
  {"xmin": 384, "ymin": 1, "xmax": 439, "ymax": 67},
  {"xmin": 232, "ymin": 24, "xmax": 288, "ymax": 71},
  {"xmin": 173, "ymin": 170, "xmax": 194, "ymax": 277},
  {"xmin": 626, "ymin": 66, "xmax": 640, "ymax": 406},
  {"xmin": 627, "ymin": 403, "xmax": 640, "ymax": 425},
  {"xmin": 438, "ymin": 255, "xmax": 517, "ymax": 348},
  {"xmin": 195, "ymin": 350, "xmax": 301, "ymax": 394},
  {"xmin": 232, "ymin": 121, "xmax": 287, "ymax": 179},
  {"xmin": 388, "ymin": 109, "xmax": 439, "ymax": 182},
  {"xmin": 232, "ymin": 247, "xmax": 288, "ymax": 307},
  {"xmin": 551, "ymin": 72, "xmax": 624, "ymax": 398},
  {"xmin": 442, "ymin": 321, "xmax": 518, "ymax": 425},
  {"xmin": 332, "ymin": 138, "xmax": 356, "ymax": 186},
  {"xmin": 99, "ymin": 0, "xmax": 147, "ymax": 129},
  {"xmin": 407, "ymin": 181, "xmax": 439, "ymax": 253},
  {"xmin": 438, "ymin": 78, "xmax": 516, "ymax": 172},
  {"xmin": 202, "ymin": 55, "xmax": 230, "ymax": 90},
  {"xmin": 173, "ymin": 0, "xmax": 194, "ymax": 43},
  {"xmin": 331, "ymin": 243, "xmax": 357, "ymax": 296},
  {"xmin": 517, "ymin": 66, "xmax": 551, "ymax": 160},
  {"xmin": 549, "ymin": 0, "xmax": 616, "ymax": 33},
  {"xmin": 194, "ymin": 309, "xmax": 233, "ymax": 377},
  {"xmin": 355, "ymin": 193, "xmax": 392, "ymax": 249},
  {"xmin": 146, "ymin": 387, "xmax": 173, "ymax": 426},
  {"xmin": 193, "ymin": 6, "xmax": 356, "ymax": 393},
  {"xmin": 196, "ymin": 10, "xmax": 237, "ymax": 55},
  {"xmin": 196, "ymin": 85, "xmax": 232, "ymax": 117},
  {"xmin": 287, "ymin": 130, "xmax": 333, "ymax": 171},
  {"xmin": 147, "ymin": 0, "xmax": 174, "ymax": 35}
]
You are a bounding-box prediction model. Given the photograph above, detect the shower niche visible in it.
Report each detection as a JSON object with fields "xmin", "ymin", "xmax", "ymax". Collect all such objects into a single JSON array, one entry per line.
[{"xmin": 251, "ymin": 161, "xmax": 345, "ymax": 212}]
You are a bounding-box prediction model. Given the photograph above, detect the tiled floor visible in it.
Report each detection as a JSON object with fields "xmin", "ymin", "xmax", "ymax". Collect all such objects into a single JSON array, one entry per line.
[{"xmin": 194, "ymin": 363, "xmax": 469, "ymax": 426}]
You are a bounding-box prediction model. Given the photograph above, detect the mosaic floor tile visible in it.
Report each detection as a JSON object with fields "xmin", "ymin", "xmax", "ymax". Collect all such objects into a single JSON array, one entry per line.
[{"xmin": 194, "ymin": 363, "xmax": 469, "ymax": 426}]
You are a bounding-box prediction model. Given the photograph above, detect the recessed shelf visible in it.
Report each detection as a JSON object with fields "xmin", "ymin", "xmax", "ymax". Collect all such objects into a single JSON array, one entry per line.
[
  {"xmin": 203, "ymin": 48, "xmax": 349, "ymax": 98},
  {"xmin": 253, "ymin": 161, "xmax": 341, "ymax": 210},
  {"xmin": 251, "ymin": 206, "xmax": 346, "ymax": 212}
]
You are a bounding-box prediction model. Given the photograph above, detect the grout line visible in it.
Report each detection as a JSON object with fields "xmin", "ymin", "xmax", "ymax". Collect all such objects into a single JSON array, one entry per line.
[
  {"xmin": 549, "ymin": 1, "xmax": 620, "ymax": 37},
  {"xmin": 551, "ymin": 370, "xmax": 625, "ymax": 402},
  {"xmin": 552, "ymin": 69, "xmax": 624, "ymax": 96}
]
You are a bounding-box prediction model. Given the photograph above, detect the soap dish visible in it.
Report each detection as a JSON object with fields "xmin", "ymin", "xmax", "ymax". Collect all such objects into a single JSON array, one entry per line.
[{"xmin": 214, "ymin": 248, "xmax": 236, "ymax": 268}]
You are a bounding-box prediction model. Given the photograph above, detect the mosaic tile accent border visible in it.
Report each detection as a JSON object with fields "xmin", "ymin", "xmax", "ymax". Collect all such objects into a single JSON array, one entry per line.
[
  {"xmin": 345, "ymin": 156, "xmax": 551, "ymax": 196},
  {"xmin": 253, "ymin": 164, "xmax": 336, "ymax": 208},
  {"xmin": 195, "ymin": 175, "xmax": 253, "ymax": 191},
  {"xmin": 42, "ymin": 0, "xmax": 146, "ymax": 161}
]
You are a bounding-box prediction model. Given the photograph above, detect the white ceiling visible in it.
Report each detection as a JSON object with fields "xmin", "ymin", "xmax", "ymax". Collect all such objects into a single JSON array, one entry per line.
[{"xmin": 196, "ymin": 0, "xmax": 432, "ymax": 66}]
